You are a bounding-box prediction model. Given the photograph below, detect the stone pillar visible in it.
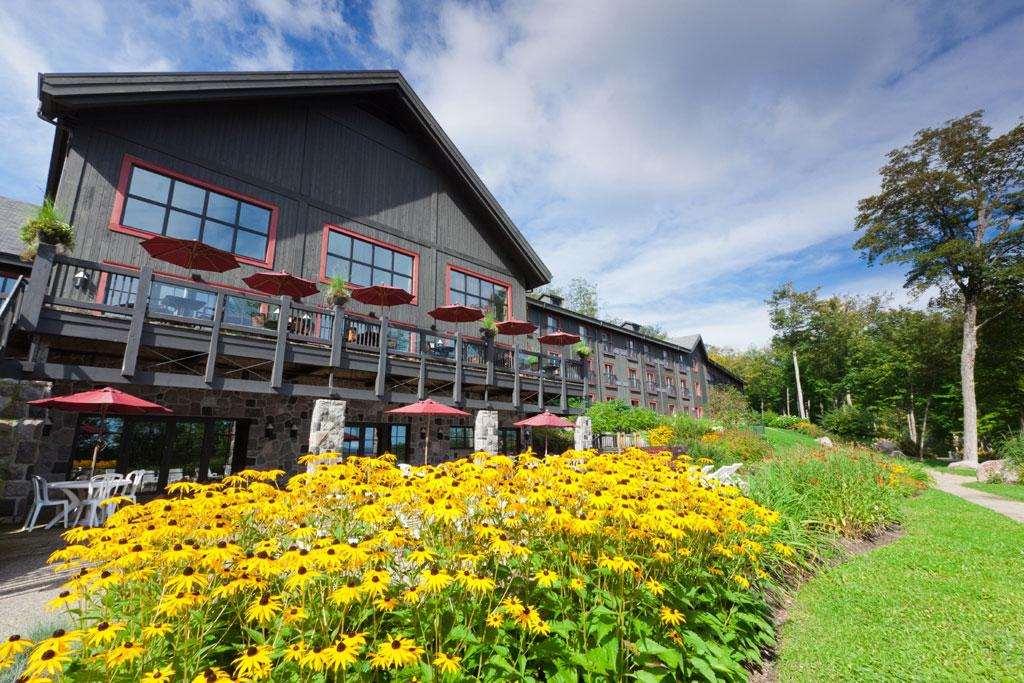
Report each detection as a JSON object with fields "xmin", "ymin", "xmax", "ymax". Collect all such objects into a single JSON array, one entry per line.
[
  {"xmin": 574, "ymin": 415, "xmax": 593, "ymax": 451},
  {"xmin": 473, "ymin": 410, "xmax": 499, "ymax": 454},
  {"xmin": 307, "ymin": 399, "xmax": 346, "ymax": 472},
  {"xmin": 0, "ymin": 378, "xmax": 53, "ymax": 523}
]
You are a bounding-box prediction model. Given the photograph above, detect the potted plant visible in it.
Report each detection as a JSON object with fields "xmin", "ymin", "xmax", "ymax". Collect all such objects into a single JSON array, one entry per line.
[
  {"xmin": 573, "ymin": 341, "xmax": 592, "ymax": 358},
  {"xmin": 326, "ymin": 275, "xmax": 351, "ymax": 308},
  {"xmin": 20, "ymin": 199, "xmax": 76, "ymax": 254},
  {"xmin": 479, "ymin": 311, "xmax": 498, "ymax": 339}
]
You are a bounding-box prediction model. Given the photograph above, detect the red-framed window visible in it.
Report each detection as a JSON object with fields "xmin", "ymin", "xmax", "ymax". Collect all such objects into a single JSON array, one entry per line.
[
  {"xmin": 668, "ymin": 405, "xmax": 676, "ymax": 415},
  {"xmin": 445, "ymin": 264, "xmax": 511, "ymax": 320},
  {"xmin": 649, "ymin": 402, "xmax": 657, "ymax": 412},
  {"xmin": 319, "ymin": 224, "xmax": 419, "ymax": 303},
  {"xmin": 0, "ymin": 270, "xmax": 24, "ymax": 298},
  {"xmin": 109, "ymin": 155, "xmax": 278, "ymax": 268},
  {"xmin": 630, "ymin": 399, "xmax": 639, "ymax": 407}
]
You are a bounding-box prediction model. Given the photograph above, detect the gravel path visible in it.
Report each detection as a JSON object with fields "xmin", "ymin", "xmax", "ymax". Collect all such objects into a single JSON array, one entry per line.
[
  {"xmin": 0, "ymin": 526, "xmax": 71, "ymax": 637},
  {"xmin": 930, "ymin": 471, "xmax": 1024, "ymax": 523}
]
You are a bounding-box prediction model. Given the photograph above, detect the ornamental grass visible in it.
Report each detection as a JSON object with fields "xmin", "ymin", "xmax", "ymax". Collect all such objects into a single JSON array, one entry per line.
[{"xmin": 3, "ymin": 448, "xmax": 798, "ymax": 682}]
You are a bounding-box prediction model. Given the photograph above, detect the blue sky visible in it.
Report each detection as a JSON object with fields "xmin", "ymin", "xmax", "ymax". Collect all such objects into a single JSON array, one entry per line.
[{"xmin": 2, "ymin": 1, "xmax": 1023, "ymax": 347}]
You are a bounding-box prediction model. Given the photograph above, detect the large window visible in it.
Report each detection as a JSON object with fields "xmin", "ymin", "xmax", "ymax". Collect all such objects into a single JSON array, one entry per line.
[
  {"xmin": 0, "ymin": 273, "xmax": 21, "ymax": 297},
  {"xmin": 115, "ymin": 158, "xmax": 275, "ymax": 264},
  {"xmin": 322, "ymin": 226, "xmax": 415, "ymax": 295},
  {"xmin": 448, "ymin": 267, "xmax": 509, "ymax": 320},
  {"xmin": 450, "ymin": 426, "xmax": 474, "ymax": 449}
]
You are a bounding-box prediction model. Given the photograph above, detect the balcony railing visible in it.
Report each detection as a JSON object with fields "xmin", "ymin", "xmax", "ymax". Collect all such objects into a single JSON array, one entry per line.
[
  {"xmin": 12, "ymin": 250, "xmax": 587, "ymax": 410},
  {"xmin": 602, "ymin": 373, "xmax": 617, "ymax": 387},
  {"xmin": 628, "ymin": 377, "xmax": 642, "ymax": 390},
  {"xmin": 646, "ymin": 381, "xmax": 660, "ymax": 393}
]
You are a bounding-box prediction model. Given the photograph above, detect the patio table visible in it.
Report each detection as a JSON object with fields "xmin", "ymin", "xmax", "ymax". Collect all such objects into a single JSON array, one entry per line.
[{"xmin": 47, "ymin": 478, "xmax": 130, "ymax": 528}]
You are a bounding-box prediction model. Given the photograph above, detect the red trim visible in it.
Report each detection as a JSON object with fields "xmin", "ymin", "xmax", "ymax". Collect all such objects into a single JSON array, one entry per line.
[
  {"xmin": 94, "ymin": 272, "xmax": 109, "ymax": 304},
  {"xmin": 104, "ymin": 260, "xmax": 274, "ymax": 298},
  {"xmin": 109, "ymin": 154, "xmax": 279, "ymax": 269},
  {"xmin": 318, "ymin": 223, "xmax": 419, "ymax": 305},
  {"xmin": 444, "ymin": 263, "xmax": 513, "ymax": 320}
]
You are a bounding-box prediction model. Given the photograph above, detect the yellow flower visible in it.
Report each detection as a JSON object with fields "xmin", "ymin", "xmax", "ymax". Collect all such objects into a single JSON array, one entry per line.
[
  {"xmin": 245, "ymin": 594, "xmax": 282, "ymax": 624},
  {"xmin": 233, "ymin": 644, "xmax": 272, "ymax": 680},
  {"xmin": 282, "ymin": 605, "xmax": 307, "ymax": 624},
  {"xmin": 533, "ymin": 569, "xmax": 559, "ymax": 587},
  {"xmin": 141, "ymin": 665, "xmax": 175, "ymax": 682},
  {"xmin": 568, "ymin": 577, "xmax": 585, "ymax": 591},
  {"xmin": 486, "ymin": 610, "xmax": 504, "ymax": 628},
  {"xmin": 191, "ymin": 666, "xmax": 232, "ymax": 682},
  {"xmin": 360, "ymin": 569, "xmax": 391, "ymax": 596},
  {"xmin": 85, "ymin": 621, "xmax": 124, "ymax": 646},
  {"xmin": 733, "ymin": 574, "xmax": 750, "ymax": 589},
  {"xmin": 644, "ymin": 578, "xmax": 666, "ymax": 596},
  {"xmin": 371, "ymin": 636, "xmax": 424, "ymax": 669},
  {"xmin": 104, "ymin": 640, "xmax": 145, "ymax": 667},
  {"xmin": 300, "ymin": 645, "xmax": 331, "ymax": 672},
  {"xmin": 325, "ymin": 638, "xmax": 359, "ymax": 670},
  {"xmin": 659, "ymin": 606, "xmax": 685, "ymax": 626},
  {"xmin": 407, "ymin": 546, "xmax": 436, "ymax": 564},
  {"xmin": 433, "ymin": 651, "xmax": 462, "ymax": 674},
  {"xmin": 25, "ymin": 646, "xmax": 71, "ymax": 678},
  {"xmin": 418, "ymin": 567, "xmax": 454, "ymax": 593},
  {"xmin": 330, "ymin": 579, "xmax": 361, "ymax": 606},
  {"xmin": 281, "ymin": 641, "xmax": 307, "ymax": 664},
  {"xmin": 142, "ymin": 623, "xmax": 172, "ymax": 641},
  {"xmin": 0, "ymin": 634, "xmax": 33, "ymax": 662}
]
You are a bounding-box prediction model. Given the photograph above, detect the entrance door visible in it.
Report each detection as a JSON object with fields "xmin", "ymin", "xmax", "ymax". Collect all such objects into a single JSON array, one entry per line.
[{"xmin": 341, "ymin": 423, "xmax": 409, "ymax": 461}]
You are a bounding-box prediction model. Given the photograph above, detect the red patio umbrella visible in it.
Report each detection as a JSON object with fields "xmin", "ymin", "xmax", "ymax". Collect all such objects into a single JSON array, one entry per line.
[
  {"xmin": 387, "ymin": 398, "xmax": 470, "ymax": 465},
  {"xmin": 514, "ymin": 410, "xmax": 574, "ymax": 455},
  {"xmin": 242, "ymin": 271, "xmax": 319, "ymax": 300},
  {"xmin": 350, "ymin": 284, "xmax": 414, "ymax": 309},
  {"xmin": 537, "ymin": 330, "xmax": 581, "ymax": 346},
  {"xmin": 140, "ymin": 236, "xmax": 240, "ymax": 273},
  {"xmin": 495, "ymin": 319, "xmax": 537, "ymax": 336},
  {"xmin": 29, "ymin": 387, "xmax": 172, "ymax": 476},
  {"xmin": 428, "ymin": 304, "xmax": 485, "ymax": 323}
]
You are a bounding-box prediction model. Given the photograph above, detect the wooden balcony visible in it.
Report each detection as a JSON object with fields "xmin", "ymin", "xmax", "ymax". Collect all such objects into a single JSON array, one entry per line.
[{"xmin": 0, "ymin": 246, "xmax": 587, "ymax": 412}]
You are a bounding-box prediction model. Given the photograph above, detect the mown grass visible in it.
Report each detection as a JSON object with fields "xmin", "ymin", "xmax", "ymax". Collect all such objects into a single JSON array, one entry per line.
[
  {"xmin": 777, "ymin": 489, "xmax": 1024, "ymax": 681},
  {"xmin": 963, "ymin": 481, "xmax": 1024, "ymax": 502},
  {"xmin": 763, "ymin": 427, "xmax": 819, "ymax": 455}
]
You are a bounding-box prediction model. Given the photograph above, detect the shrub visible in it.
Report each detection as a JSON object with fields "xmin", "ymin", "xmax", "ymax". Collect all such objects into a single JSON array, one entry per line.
[
  {"xmin": 764, "ymin": 414, "xmax": 803, "ymax": 430},
  {"xmin": 821, "ymin": 405, "xmax": 875, "ymax": 442},
  {"xmin": 12, "ymin": 449, "xmax": 795, "ymax": 681},
  {"xmin": 666, "ymin": 413, "xmax": 715, "ymax": 443},
  {"xmin": 586, "ymin": 399, "xmax": 661, "ymax": 434},
  {"xmin": 706, "ymin": 386, "xmax": 753, "ymax": 428},
  {"xmin": 998, "ymin": 433, "xmax": 1024, "ymax": 476},
  {"xmin": 792, "ymin": 420, "xmax": 825, "ymax": 438},
  {"xmin": 20, "ymin": 199, "xmax": 75, "ymax": 250}
]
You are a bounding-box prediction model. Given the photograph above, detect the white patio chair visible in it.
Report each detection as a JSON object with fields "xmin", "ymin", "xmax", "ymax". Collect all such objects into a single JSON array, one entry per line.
[
  {"xmin": 73, "ymin": 473, "xmax": 122, "ymax": 527},
  {"xmin": 123, "ymin": 470, "xmax": 147, "ymax": 502},
  {"xmin": 20, "ymin": 476, "xmax": 70, "ymax": 531}
]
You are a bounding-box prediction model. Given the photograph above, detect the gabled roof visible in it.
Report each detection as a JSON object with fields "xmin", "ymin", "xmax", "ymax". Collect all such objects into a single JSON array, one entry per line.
[
  {"xmin": 37, "ymin": 70, "xmax": 552, "ymax": 289},
  {"xmin": 0, "ymin": 196, "xmax": 35, "ymax": 263},
  {"xmin": 673, "ymin": 334, "xmax": 701, "ymax": 352}
]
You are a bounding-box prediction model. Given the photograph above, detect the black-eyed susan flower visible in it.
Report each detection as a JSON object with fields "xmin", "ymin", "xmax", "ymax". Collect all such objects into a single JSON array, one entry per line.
[
  {"xmin": 0, "ymin": 634, "xmax": 32, "ymax": 662},
  {"xmin": 370, "ymin": 636, "xmax": 424, "ymax": 669},
  {"xmin": 433, "ymin": 651, "xmax": 462, "ymax": 675},
  {"xmin": 418, "ymin": 567, "xmax": 453, "ymax": 593},
  {"xmin": 103, "ymin": 640, "xmax": 145, "ymax": 667},
  {"xmin": 140, "ymin": 664, "xmax": 175, "ymax": 682},
  {"xmin": 245, "ymin": 594, "xmax": 282, "ymax": 624},
  {"xmin": 24, "ymin": 646, "xmax": 70, "ymax": 678},
  {"xmin": 233, "ymin": 644, "xmax": 272, "ymax": 680},
  {"xmin": 659, "ymin": 606, "xmax": 685, "ymax": 626},
  {"xmin": 533, "ymin": 569, "xmax": 559, "ymax": 587}
]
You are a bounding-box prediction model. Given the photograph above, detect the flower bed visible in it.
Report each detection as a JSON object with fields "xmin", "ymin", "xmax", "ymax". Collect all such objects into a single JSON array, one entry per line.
[{"xmin": 2, "ymin": 448, "xmax": 796, "ymax": 681}]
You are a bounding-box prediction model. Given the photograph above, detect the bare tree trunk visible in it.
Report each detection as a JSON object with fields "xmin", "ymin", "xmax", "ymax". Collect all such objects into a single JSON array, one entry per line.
[
  {"xmin": 907, "ymin": 390, "xmax": 918, "ymax": 445},
  {"xmin": 918, "ymin": 397, "xmax": 930, "ymax": 460},
  {"xmin": 792, "ymin": 349, "xmax": 806, "ymax": 420},
  {"xmin": 845, "ymin": 392, "xmax": 853, "ymax": 407},
  {"xmin": 785, "ymin": 386, "xmax": 791, "ymax": 416},
  {"xmin": 961, "ymin": 296, "xmax": 979, "ymax": 466}
]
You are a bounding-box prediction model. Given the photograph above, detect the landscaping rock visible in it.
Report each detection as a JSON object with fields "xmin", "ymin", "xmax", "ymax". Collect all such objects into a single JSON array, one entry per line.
[
  {"xmin": 977, "ymin": 459, "xmax": 1020, "ymax": 484},
  {"xmin": 872, "ymin": 438, "xmax": 899, "ymax": 454},
  {"xmin": 891, "ymin": 449, "xmax": 905, "ymax": 458},
  {"xmin": 817, "ymin": 436, "xmax": 834, "ymax": 448}
]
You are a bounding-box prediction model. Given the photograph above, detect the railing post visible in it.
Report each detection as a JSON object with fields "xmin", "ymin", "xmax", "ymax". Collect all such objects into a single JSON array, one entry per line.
[
  {"xmin": 270, "ymin": 295, "xmax": 290, "ymax": 390},
  {"xmin": 121, "ymin": 265, "xmax": 153, "ymax": 378},
  {"xmin": 537, "ymin": 354, "xmax": 545, "ymax": 411},
  {"xmin": 560, "ymin": 354, "xmax": 568, "ymax": 411},
  {"xmin": 512, "ymin": 343, "xmax": 521, "ymax": 409},
  {"xmin": 18, "ymin": 242, "xmax": 56, "ymax": 332},
  {"xmin": 329, "ymin": 305, "xmax": 345, "ymax": 367},
  {"xmin": 582, "ymin": 355, "xmax": 589, "ymax": 407},
  {"xmin": 453, "ymin": 331, "xmax": 464, "ymax": 405},
  {"xmin": 204, "ymin": 291, "xmax": 225, "ymax": 384},
  {"xmin": 485, "ymin": 335, "xmax": 495, "ymax": 387},
  {"xmin": 417, "ymin": 331, "xmax": 427, "ymax": 399},
  {"xmin": 374, "ymin": 315, "xmax": 389, "ymax": 399}
]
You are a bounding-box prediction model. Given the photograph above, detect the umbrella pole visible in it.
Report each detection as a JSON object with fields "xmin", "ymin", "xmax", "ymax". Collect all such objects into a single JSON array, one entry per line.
[
  {"xmin": 423, "ymin": 416, "xmax": 431, "ymax": 466},
  {"xmin": 90, "ymin": 406, "xmax": 108, "ymax": 477},
  {"xmin": 545, "ymin": 433, "xmax": 549, "ymax": 457}
]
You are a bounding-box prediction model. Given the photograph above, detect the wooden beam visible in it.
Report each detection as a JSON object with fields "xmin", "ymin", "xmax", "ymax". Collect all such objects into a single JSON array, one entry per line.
[
  {"xmin": 453, "ymin": 330, "xmax": 463, "ymax": 405},
  {"xmin": 560, "ymin": 355, "xmax": 568, "ymax": 411},
  {"xmin": 537, "ymin": 365, "xmax": 544, "ymax": 411},
  {"xmin": 204, "ymin": 291, "xmax": 225, "ymax": 384},
  {"xmin": 121, "ymin": 265, "xmax": 152, "ymax": 378},
  {"xmin": 416, "ymin": 330, "xmax": 427, "ymax": 399},
  {"xmin": 375, "ymin": 316, "xmax": 389, "ymax": 399},
  {"xmin": 19, "ymin": 243, "xmax": 55, "ymax": 332},
  {"xmin": 512, "ymin": 343, "xmax": 521, "ymax": 409},
  {"xmin": 329, "ymin": 305, "xmax": 344, "ymax": 367},
  {"xmin": 485, "ymin": 336, "xmax": 495, "ymax": 386},
  {"xmin": 270, "ymin": 295, "xmax": 290, "ymax": 390}
]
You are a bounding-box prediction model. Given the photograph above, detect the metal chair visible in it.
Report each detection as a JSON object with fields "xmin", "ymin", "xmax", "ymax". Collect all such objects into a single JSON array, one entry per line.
[{"xmin": 20, "ymin": 476, "xmax": 70, "ymax": 531}]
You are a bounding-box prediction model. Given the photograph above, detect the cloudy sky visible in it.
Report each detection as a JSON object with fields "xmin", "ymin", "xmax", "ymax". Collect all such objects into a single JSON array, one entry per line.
[{"xmin": 1, "ymin": 1, "xmax": 1023, "ymax": 347}]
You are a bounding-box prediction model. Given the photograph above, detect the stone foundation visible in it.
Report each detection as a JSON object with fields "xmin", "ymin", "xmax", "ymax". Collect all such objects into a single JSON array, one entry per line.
[{"xmin": 473, "ymin": 410, "xmax": 499, "ymax": 454}]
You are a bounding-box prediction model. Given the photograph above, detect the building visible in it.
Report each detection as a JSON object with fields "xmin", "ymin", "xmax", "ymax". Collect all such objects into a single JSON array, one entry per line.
[{"xmin": 0, "ymin": 71, "xmax": 739, "ymax": 520}]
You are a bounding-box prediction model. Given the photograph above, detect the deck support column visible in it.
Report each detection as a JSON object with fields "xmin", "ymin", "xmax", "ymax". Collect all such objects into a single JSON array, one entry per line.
[
  {"xmin": 329, "ymin": 304, "xmax": 345, "ymax": 367},
  {"xmin": 374, "ymin": 316, "xmax": 389, "ymax": 399},
  {"xmin": 270, "ymin": 295, "xmax": 290, "ymax": 390},
  {"xmin": 559, "ymin": 355, "xmax": 568, "ymax": 411},
  {"xmin": 416, "ymin": 331, "xmax": 427, "ymax": 399},
  {"xmin": 121, "ymin": 265, "xmax": 152, "ymax": 378},
  {"xmin": 204, "ymin": 292, "xmax": 225, "ymax": 384},
  {"xmin": 512, "ymin": 343, "xmax": 521, "ymax": 409},
  {"xmin": 19, "ymin": 242, "xmax": 55, "ymax": 332},
  {"xmin": 453, "ymin": 331, "xmax": 464, "ymax": 405}
]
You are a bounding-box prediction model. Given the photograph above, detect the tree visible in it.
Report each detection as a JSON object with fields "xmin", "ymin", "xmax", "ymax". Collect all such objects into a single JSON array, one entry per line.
[
  {"xmin": 564, "ymin": 277, "xmax": 599, "ymax": 318},
  {"xmin": 854, "ymin": 111, "xmax": 1024, "ymax": 466}
]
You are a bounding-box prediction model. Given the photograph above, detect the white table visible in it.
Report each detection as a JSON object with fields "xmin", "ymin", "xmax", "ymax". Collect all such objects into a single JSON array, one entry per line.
[{"xmin": 47, "ymin": 479, "xmax": 130, "ymax": 528}]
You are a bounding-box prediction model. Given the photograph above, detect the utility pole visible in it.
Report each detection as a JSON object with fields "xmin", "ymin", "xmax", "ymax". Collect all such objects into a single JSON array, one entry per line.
[{"xmin": 792, "ymin": 348, "xmax": 806, "ymax": 419}]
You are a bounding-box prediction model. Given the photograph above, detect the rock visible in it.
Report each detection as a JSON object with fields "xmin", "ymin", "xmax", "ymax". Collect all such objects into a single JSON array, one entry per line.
[
  {"xmin": 574, "ymin": 416, "xmax": 593, "ymax": 451},
  {"xmin": 890, "ymin": 449, "xmax": 905, "ymax": 458},
  {"xmin": 817, "ymin": 436, "xmax": 834, "ymax": 448},
  {"xmin": 977, "ymin": 459, "xmax": 1020, "ymax": 484},
  {"xmin": 872, "ymin": 438, "xmax": 899, "ymax": 455}
]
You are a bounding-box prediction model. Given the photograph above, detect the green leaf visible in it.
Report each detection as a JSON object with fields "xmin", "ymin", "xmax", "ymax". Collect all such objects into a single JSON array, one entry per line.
[
  {"xmin": 688, "ymin": 655, "xmax": 719, "ymax": 682},
  {"xmin": 445, "ymin": 623, "xmax": 482, "ymax": 645},
  {"xmin": 635, "ymin": 637, "xmax": 683, "ymax": 670},
  {"xmin": 631, "ymin": 670, "xmax": 672, "ymax": 683}
]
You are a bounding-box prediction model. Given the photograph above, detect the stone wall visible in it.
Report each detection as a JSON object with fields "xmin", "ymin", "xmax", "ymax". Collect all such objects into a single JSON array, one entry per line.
[{"xmin": 0, "ymin": 379, "xmax": 53, "ymax": 521}]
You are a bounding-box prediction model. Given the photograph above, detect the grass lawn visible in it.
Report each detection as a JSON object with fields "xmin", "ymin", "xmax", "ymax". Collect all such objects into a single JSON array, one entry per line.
[
  {"xmin": 905, "ymin": 457, "xmax": 977, "ymax": 477},
  {"xmin": 764, "ymin": 427, "xmax": 819, "ymax": 455},
  {"xmin": 963, "ymin": 481, "xmax": 1024, "ymax": 502},
  {"xmin": 777, "ymin": 488, "xmax": 1024, "ymax": 681}
]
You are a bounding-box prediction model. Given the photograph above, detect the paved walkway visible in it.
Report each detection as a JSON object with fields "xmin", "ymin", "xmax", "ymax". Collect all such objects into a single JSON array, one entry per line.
[
  {"xmin": 931, "ymin": 471, "xmax": 1024, "ymax": 523},
  {"xmin": 0, "ymin": 526, "xmax": 71, "ymax": 637}
]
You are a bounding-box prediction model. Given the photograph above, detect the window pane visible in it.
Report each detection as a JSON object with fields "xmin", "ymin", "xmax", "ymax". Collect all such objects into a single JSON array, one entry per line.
[
  {"xmin": 165, "ymin": 210, "xmax": 201, "ymax": 240},
  {"xmin": 393, "ymin": 275, "xmax": 412, "ymax": 293},
  {"xmin": 202, "ymin": 220, "xmax": 234, "ymax": 251},
  {"xmin": 238, "ymin": 203, "xmax": 270, "ymax": 233},
  {"xmin": 207, "ymin": 192, "xmax": 238, "ymax": 224},
  {"xmin": 171, "ymin": 182, "xmax": 206, "ymax": 213},
  {"xmin": 352, "ymin": 239, "xmax": 373, "ymax": 265},
  {"xmin": 450, "ymin": 290, "xmax": 464, "ymax": 305},
  {"xmin": 350, "ymin": 262, "xmax": 372, "ymax": 286},
  {"xmin": 122, "ymin": 198, "xmax": 166, "ymax": 233},
  {"xmin": 372, "ymin": 268, "xmax": 391, "ymax": 286},
  {"xmin": 128, "ymin": 167, "xmax": 171, "ymax": 202},
  {"xmin": 450, "ymin": 270, "xmax": 464, "ymax": 292},
  {"xmin": 325, "ymin": 255, "xmax": 348, "ymax": 279},
  {"xmin": 393, "ymin": 253, "xmax": 413, "ymax": 276},
  {"xmin": 373, "ymin": 246, "xmax": 392, "ymax": 269},
  {"xmin": 234, "ymin": 230, "xmax": 267, "ymax": 260},
  {"xmin": 480, "ymin": 281, "xmax": 494, "ymax": 300},
  {"xmin": 328, "ymin": 232, "xmax": 352, "ymax": 259}
]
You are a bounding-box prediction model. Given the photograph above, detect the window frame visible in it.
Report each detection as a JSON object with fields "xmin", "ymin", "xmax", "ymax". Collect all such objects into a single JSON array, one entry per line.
[
  {"xmin": 444, "ymin": 264, "xmax": 513, "ymax": 321},
  {"xmin": 318, "ymin": 223, "xmax": 419, "ymax": 304},
  {"xmin": 449, "ymin": 426, "xmax": 474, "ymax": 449},
  {"xmin": 109, "ymin": 155, "xmax": 278, "ymax": 268}
]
